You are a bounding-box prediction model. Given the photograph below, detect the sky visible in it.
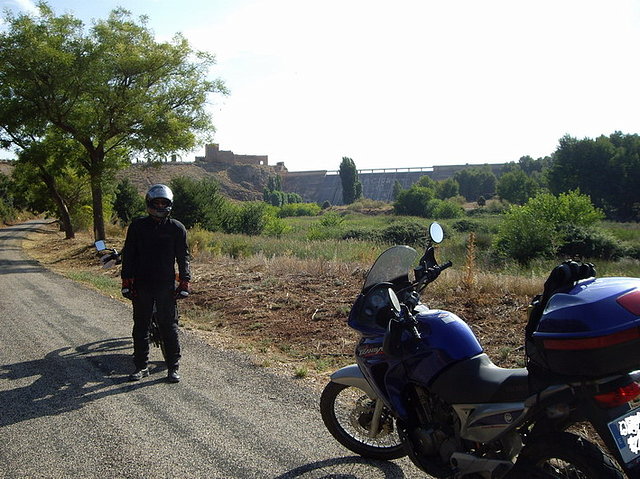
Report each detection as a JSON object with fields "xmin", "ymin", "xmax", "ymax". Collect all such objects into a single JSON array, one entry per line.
[{"xmin": 2, "ymin": 0, "xmax": 640, "ymax": 172}]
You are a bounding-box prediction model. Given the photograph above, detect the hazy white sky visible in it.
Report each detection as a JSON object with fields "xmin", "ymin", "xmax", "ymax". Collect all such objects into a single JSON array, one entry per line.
[{"xmin": 3, "ymin": 0, "xmax": 640, "ymax": 171}]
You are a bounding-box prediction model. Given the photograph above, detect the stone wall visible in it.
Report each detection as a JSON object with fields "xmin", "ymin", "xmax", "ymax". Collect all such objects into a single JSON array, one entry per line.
[{"xmin": 195, "ymin": 143, "xmax": 268, "ymax": 170}]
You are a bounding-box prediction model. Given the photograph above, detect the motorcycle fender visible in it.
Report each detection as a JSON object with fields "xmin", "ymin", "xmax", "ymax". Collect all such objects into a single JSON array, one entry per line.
[{"xmin": 330, "ymin": 364, "xmax": 377, "ymax": 398}]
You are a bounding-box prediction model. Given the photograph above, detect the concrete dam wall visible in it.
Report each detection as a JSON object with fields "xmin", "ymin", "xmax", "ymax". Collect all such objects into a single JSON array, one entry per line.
[{"xmin": 282, "ymin": 164, "xmax": 504, "ymax": 205}]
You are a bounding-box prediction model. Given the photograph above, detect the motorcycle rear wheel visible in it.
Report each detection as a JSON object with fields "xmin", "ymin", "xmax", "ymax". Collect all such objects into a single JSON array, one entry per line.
[
  {"xmin": 320, "ymin": 381, "xmax": 406, "ymax": 460},
  {"xmin": 513, "ymin": 431, "xmax": 623, "ymax": 478}
]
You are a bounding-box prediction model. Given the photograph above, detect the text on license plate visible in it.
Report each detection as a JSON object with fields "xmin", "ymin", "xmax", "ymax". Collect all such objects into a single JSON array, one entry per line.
[{"xmin": 608, "ymin": 407, "xmax": 640, "ymax": 466}]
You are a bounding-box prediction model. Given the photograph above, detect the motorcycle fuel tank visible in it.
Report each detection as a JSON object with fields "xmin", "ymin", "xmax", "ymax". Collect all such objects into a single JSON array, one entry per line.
[
  {"xmin": 355, "ymin": 306, "xmax": 483, "ymax": 419},
  {"xmin": 406, "ymin": 306, "xmax": 484, "ymax": 385}
]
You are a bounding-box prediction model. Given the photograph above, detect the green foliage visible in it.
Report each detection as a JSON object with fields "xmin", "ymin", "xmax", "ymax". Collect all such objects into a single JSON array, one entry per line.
[
  {"xmin": 454, "ymin": 167, "xmax": 497, "ymax": 202},
  {"xmin": 339, "ymin": 156, "xmax": 362, "ymax": 204},
  {"xmin": 497, "ymin": 168, "xmax": 538, "ymax": 205},
  {"xmin": 558, "ymin": 224, "xmax": 627, "ymax": 260},
  {"xmin": 392, "ymin": 180, "xmax": 403, "ymax": 200},
  {"xmin": 394, "ymin": 186, "xmax": 435, "ymax": 217},
  {"xmin": 548, "ymin": 132, "xmax": 640, "ymax": 220},
  {"xmin": 232, "ymin": 202, "xmax": 270, "ymax": 236},
  {"xmin": 277, "ymin": 202, "xmax": 321, "ymax": 217},
  {"xmin": 378, "ymin": 221, "xmax": 428, "ymax": 246},
  {"xmin": 436, "ymin": 178, "xmax": 459, "ymax": 200},
  {"xmin": 342, "ymin": 220, "xmax": 429, "ymax": 246},
  {"xmin": 0, "ymin": 173, "xmax": 17, "ymax": 222},
  {"xmin": 494, "ymin": 191, "xmax": 605, "ymax": 263},
  {"xmin": 320, "ymin": 212, "xmax": 345, "ymax": 227},
  {"xmin": 170, "ymin": 176, "xmax": 226, "ymax": 230},
  {"xmin": 416, "ymin": 175, "xmax": 436, "ymax": 189},
  {"xmin": 112, "ymin": 178, "xmax": 145, "ymax": 225},
  {"xmin": 263, "ymin": 215, "xmax": 291, "ymax": 237},
  {"xmin": 430, "ymin": 199, "xmax": 464, "ymax": 219},
  {"xmin": 0, "ymin": 4, "xmax": 226, "ymax": 238},
  {"xmin": 263, "ymin": 175, "xmax": 303, "ymax": 206}
]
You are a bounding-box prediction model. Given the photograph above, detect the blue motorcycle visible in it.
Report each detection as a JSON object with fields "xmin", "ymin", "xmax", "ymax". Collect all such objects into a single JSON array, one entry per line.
[{"xmin": 320, "ymin": 223, "xmax": 640, "ymax": 478}]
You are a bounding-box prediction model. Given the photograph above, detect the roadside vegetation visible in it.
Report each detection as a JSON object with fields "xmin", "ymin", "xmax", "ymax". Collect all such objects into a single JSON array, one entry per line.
[{"xmin": 3, "ymin": 2, "xmax": 640, "ymax": 379}]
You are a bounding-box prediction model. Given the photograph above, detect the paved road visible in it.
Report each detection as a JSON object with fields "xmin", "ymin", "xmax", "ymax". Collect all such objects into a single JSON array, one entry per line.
[{"xmin": 0, "ymin": 221, "xmax": 424, "ymax": 478}]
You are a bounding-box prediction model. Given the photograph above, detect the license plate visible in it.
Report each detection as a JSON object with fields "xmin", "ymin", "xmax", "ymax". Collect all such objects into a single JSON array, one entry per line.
[{"xmin": 608, "ymin": 406, "xmax": 640, "ymax": 466}]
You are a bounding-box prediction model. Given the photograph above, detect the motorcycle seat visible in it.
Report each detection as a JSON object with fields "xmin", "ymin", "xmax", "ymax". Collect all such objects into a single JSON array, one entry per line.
[{"xmin": 430, "ymin": 353, "xmax": 530, "ymax": 403}]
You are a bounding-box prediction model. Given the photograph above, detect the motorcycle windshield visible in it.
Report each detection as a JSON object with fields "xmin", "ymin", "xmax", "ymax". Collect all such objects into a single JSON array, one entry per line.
[{"xmin": 363, "ymin": 245, "xmax": 418, "ymax": 291}]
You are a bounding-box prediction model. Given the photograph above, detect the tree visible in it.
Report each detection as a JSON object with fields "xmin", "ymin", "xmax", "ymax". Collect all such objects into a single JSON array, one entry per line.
[
  {"xmin": 497, "ymin": 168, "xmax": 538, "ymax": 205},
  {"xmin": 339, "ymin": 157, "xmax": 362, "ymax": 204},
  {"xmin": 113, "ymin": 178, "xmax": 145, "ymax": 225},
  {"xmin": 392, "ymin": 180, "xmax": 403, "ymax": 200},
  {"xmin": 0, "ymin": 4, "xmax": 227, "ymax": 240},
  {"xmin": 436, "ymin": 178, "xmax": 459, "ymax": 199},
  {"xmin": 547, "ymin": 133, "xmax": 640, "ymax": 220},
  {"xmin": 394, "ymin": 186, "xmax": 435, "ymax": 217},
  {"xmin": 454, "ymin": 167, "xmax": 496, "ymax": 202},
  {"xmin": 170, "ymin": 176, "xmax": 227, "ymax": 230}
]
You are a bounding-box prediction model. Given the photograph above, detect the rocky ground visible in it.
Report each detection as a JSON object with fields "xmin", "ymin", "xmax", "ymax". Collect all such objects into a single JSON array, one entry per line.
[{"xmin": 22, "ymin": 221, "xmax": 534, "ymax": 387}]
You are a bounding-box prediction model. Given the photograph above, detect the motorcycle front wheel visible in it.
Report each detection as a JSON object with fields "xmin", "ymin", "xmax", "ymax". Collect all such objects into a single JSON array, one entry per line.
[
  {"xmin": 320, "ymin": 381, "xmax": 406, "ymax": 460},
  {"xmin": 513, "ymin": 432, "xmax": 623, "ymax": 478}
]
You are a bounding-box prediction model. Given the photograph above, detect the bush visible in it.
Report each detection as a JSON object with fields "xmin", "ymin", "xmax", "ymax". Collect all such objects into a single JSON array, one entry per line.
[
  {"xmin": 558, "ymin": 225, "xmax": 627, "ymax": 260},
  {"xmin": 221, "ymin": 201, "xmax": 269, "ymax": 236},
  {"xmin": 342, "ymin": 227, "xmax": 379, "ymax": 242},
  {"xmin": 451, "ymin": 219, "xmax": 485, "ymax": 233},
  {"xmin": 320, "ymin": 212, "xmax": 345, "ymax": 227},
  {"xmin": 430, "ymin": 199, "xmax": 464, "ymax": 219},
  {"xmin": 278, "ymin": 202, "xmax": 321, "ymax": 217},
  {"xmin": 494, "ymin": 191, "xmax": 605, "ymax": 263},
  {"xmin": 378, "ymin": 221, "xmax": 428, "ymax": 246},
  {"xmin": 394, "ymin": 186, "xmax": 435, "ymax": 217},
  {"xmin": 263, "ymin": 215, "xmax": 291, "ymax": 237}
]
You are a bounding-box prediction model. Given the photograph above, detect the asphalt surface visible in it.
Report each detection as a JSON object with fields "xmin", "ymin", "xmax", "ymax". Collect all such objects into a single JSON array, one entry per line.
[{"xmin": 0, "ymin": 221, "xmax": 424, "ymax": 479}]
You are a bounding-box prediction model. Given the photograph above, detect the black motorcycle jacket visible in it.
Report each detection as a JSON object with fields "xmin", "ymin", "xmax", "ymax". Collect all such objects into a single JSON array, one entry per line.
[{"xmin": 121, "ymin": 215, "xmax": 191, "ymax": 283}]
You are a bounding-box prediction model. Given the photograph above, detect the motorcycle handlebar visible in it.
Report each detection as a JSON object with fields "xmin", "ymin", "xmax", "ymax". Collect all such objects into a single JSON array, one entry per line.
[{"xmin": 440, "ymin": 260, "xmax": 453, "ymax": 271}]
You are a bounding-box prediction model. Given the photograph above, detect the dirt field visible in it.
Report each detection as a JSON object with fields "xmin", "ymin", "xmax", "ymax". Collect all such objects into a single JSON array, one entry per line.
[{"xmin": 22, "ymin": 221, "xmax": 533, "ymax": 386}]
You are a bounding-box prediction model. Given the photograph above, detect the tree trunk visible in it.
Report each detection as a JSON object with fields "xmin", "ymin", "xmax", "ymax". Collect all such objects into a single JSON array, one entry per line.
[
  {"xmin": 90, "ymin": 171, "xmax": 106, "ymax": 241},
  {"xmin": 40, "ymin": 170, "xmax": 75, "ymax": 239}
]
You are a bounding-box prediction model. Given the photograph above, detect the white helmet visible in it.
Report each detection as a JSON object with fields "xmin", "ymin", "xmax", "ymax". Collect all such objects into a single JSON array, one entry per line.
[{"xmin": 145, "ymin": 184, "xmax": 173, "ymax": 218}]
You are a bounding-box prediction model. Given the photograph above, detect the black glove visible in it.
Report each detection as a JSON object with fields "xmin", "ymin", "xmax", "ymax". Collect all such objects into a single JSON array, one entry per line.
[
  {"xmin": 121, "ymin": 278, "xmax": 136, "ymax": 300},
  {"xmin": 175, "ymin": 280, "xmax": 190, "ymax": 299}
]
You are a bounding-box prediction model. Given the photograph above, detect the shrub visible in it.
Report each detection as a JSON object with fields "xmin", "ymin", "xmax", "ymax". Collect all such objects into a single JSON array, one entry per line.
[
  {"xmin": 494, "ymin": 191, "xmax": 605, "ymax": 263},
  {"xmin": 451, "ymin": 219, "xmax": 485, "ymax": 233},
  {"xmin": 223, "ymin": 201, "xmax": 269, "ymax": 235},
  {"xmin": 263, "ymin": 215, "xmax": 291, "ymax": 237},
  {"xmin": 221, "ymin": 237, "xmax": 254, "ymax": 258},
  {"xmin": 558, "ymin": 225, "xmax": 627, "ymax": 260},
  {"xmin": 278, "ymin": 202, "xmax": 321, "ymax": 217},
  {"xmin": 320, "ymin": 212, "xmax": 345, "ymax": 227},
  {"xmin": 378, "ymin": 221, "xmax": 428, "ymax": 246},
  {"xmin": 431, "ymin": 199, "xmax": 464, "ymax": 219},
  {"xmin": 342, "ymin": 227, "xmax": 380, "ymax": 242},
  {"xmin": 394, "ymin": 186, "xmax": 435, "ymax": 217}
]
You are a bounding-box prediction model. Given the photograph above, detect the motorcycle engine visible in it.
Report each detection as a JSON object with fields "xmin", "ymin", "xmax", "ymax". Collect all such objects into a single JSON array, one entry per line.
[{"xmin": 401, "ymin": 386, "xmax": 461, "ymax": 473}]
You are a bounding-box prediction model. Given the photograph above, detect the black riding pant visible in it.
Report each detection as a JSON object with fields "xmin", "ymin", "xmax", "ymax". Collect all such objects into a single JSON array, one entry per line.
[{"xmin": 132, "ymin": 281, "xmax": 181, "ymax": 370}]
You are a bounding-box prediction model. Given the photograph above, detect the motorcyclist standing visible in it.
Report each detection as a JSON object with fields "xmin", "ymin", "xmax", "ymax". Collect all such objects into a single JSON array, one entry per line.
[{"xmin": 121, "ymin": 184, "xmax": 191, "ymax": 383}]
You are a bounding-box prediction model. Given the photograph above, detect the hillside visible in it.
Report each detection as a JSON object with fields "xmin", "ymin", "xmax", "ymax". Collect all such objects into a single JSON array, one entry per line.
[{"xmin": 119, "ymin": 162, "xmax": 271, "ymax": 201}]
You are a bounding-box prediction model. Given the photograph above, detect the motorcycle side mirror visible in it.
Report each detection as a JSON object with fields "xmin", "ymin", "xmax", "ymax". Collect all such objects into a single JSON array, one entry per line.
[
  {"xmin": 388, "ymin": 288, "xmax": 401, "ymax": 316},
  {"xmin": 429, "ymin": 222, "xmax": 444, "ymax": 244},
  {"xmin": 94, "ymin": 240, "xmax": 107, "ymax": 252}
]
